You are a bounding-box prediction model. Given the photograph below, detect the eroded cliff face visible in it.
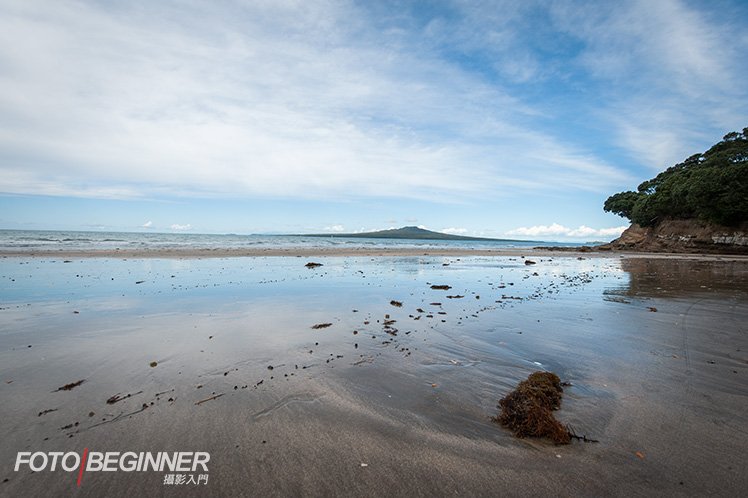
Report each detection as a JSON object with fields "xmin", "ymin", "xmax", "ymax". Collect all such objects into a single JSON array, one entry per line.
[{"xmin": 600, "ymin": 219, "xmax": 748, "ymax": 253}]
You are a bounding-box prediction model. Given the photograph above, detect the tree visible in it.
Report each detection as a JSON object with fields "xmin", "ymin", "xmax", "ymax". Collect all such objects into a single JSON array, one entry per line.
[
  {"xmin": 603, "ymin": 191, "xmax": 639, "ymax": 219},
  {"xmin": 603, "ymin": 128, "xmax": 748, "ymax": 227}
]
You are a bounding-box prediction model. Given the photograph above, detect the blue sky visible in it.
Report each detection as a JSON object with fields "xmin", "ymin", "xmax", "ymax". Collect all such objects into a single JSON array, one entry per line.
[{"xmin": 0, "ymin": 0, "xmax": 746, "ymax": 240}]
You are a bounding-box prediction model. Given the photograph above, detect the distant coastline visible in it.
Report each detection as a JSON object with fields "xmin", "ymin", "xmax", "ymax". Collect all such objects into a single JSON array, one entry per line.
[
  {"xmin": 0, "ymin": 228, "xmax": 589, "ymax": 257},
  {"xmin": 294, "ymin": 226, "xmax": 532, "ymax": 243}
]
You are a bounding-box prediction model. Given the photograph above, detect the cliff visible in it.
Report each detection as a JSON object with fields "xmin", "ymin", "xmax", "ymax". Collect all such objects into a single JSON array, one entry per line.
[{"xmin": 599, "ymin": 219, "xmax": 748, "ymax": 254}]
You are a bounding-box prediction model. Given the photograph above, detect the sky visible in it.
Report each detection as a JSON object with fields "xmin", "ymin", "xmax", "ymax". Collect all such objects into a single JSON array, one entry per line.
[{"xmin": 0, "ymin": 0, "xmax": 746, "ymax": 241}]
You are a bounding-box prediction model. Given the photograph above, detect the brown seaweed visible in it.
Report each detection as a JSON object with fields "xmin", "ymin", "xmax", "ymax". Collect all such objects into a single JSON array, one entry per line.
[
  {"xmin": 53, "ymin": 380, "xmax": 85, "ymax": 392},
  {"xmin": 493, "ymin": 371, "xmax": 571, "ymax": 444}
]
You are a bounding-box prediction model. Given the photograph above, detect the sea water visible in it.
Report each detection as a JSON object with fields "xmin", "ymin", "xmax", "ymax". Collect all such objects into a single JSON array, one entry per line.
[{"xmin": 0, "ymin": 229, "xmax": 583, "ymax": 252}]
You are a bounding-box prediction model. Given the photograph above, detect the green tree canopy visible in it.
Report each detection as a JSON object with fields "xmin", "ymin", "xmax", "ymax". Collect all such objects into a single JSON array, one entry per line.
[{"xmin": 603, "ymin": 128, "xmax": 748, "ymax": 227}]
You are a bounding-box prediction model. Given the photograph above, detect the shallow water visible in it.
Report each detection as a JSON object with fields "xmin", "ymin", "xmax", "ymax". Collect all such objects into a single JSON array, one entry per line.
[
  {"xmin": 0, "ymin": 229, "xmax": 582, "ymax": 253},
  {"xmin": 1, "ymin": 255, "xmax": 747, "ymax": 496}
]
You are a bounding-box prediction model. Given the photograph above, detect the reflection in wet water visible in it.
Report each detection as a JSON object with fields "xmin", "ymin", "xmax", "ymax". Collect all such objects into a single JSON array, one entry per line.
[{"xmin": 606, "ymin": 257, "xmax": 748, "ymax": 298}]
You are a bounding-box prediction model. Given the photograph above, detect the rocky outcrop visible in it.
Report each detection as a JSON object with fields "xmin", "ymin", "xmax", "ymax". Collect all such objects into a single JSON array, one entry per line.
[{"xmin": 599, "ymin": 219, "xmax": 748, "ymax": 254}]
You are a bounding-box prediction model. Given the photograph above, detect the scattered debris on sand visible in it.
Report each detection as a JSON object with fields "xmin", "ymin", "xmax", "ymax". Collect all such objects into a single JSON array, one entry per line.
[
  {"xmin": 149, "ymin": 361, "xmax": 158, "ymax": 368},
  {"xmin": 493, "ymin": 371, "xmax": 570, "ymax": 444},
  {"xmin": 430, "ymin": 285, "xmax": 451, "ymax": 290},
  {"xmin": 524, "ymin": 260, "xmax": 537, "ymax": 265},
  {"xmin": 38, "ymin": 408, "xmax": 58, "ymax": 417},
  {"xmin": 54, "ymin": 380, "xmax": 85, "ymax": 392},
  {"xmin": 567, "ymin": 425, "xmax": 599, "ymax": 443},
  {"xmin": 604, "ymin": 295, "xmax": 631, "ymax": 304},
  {"xmin": 305, "ymin": 262, "xmax": 323, "ymax": 268},
  {"xmin": 383, "ymin": 318, "xmax": 398, "ymax": 336},
  {"xmin": 311, "ymin": 323, "xmax": 333, "ymax": 329},
  {"xmin": 390, "ymin": 300, "xmax": 403, "ymax": 307},
  {"xmin": 107, "ymin": 391, "xmax": 144, "ymax": 405},
  {"xmin": 195, "ymin": 393, "xmax": 225, "ymax": 406}
]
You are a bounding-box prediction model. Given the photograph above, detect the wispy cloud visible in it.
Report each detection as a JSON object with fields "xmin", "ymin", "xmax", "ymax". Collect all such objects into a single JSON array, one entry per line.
[
  {"xmin": 142, "ymin": 221, "xmax": 153, "ymax": 228},
  {"xmin": 506, "ymin": 223, "xmax": 627, "ymax": 240},
  {"xmin": 170, "ymin": 223, "xmax": 192, "ymax": 231},
  {"xmin": 551, "ymin": 0, "xmax": 748, "ymax": 169},
  {"xmin": 0, "ymin": 0, "xmax": 744, "ymax": 242},
  {"xmin": 0, "ymin": 0, "xmax": 635, "ymax": 202},
  {"xmin": 441, "ymin": 227, "xmax": 468, "ymax": 235}
]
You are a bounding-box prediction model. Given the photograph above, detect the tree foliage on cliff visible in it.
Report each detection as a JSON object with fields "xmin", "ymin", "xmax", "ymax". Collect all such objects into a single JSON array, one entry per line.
[{"xmin": 604, "ymin": 128, "xmax": 748, "ymax": 227}]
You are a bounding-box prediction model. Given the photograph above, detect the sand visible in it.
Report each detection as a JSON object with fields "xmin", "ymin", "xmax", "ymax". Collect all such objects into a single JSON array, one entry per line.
[
  {"xmin": 1, "ymin": 255, "xmax": 746, "ymax": 497},
  {"xmin": 2, "ymin": 246, "xmax": 748, "ymax": 260}
]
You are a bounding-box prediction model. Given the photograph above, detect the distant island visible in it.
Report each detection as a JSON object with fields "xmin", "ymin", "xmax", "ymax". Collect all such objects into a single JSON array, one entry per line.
[{"xmin": 299, "ymin": 226, "xmax": 531, "ymax": 243}]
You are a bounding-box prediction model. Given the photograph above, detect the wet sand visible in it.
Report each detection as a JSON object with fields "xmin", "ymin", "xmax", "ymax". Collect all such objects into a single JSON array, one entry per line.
[
  {"xmin": 1, "ymin": 255, "xmax": 747, "ymax": 497},
  {"xmin": 2, "ymin": 246, "xmax": 748, "ymax": 260}
]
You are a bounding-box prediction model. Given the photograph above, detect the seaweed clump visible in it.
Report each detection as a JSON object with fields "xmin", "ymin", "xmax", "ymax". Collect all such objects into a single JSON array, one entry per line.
[
  {"xmin": 494, "ymin": 371, "xmax": 570, "ymax": 444},
  {"xmin": 53, "ymin": 380, "xmax": 85, "ymax": 392}
]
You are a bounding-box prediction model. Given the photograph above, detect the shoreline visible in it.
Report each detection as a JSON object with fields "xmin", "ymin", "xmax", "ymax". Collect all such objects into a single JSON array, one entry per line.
[{"xmin": 2, "ymin": 246, "xmax": 748, "ymax": 261}]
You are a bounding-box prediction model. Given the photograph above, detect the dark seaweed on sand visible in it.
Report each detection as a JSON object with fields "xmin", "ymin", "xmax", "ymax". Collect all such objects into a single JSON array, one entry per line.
[
  {"xmin": 493, "ymin": 371, "xmax": 571, "ymax": 444},
  {"xmin": 53, "ymin": 380, "xmax": 85, "ymax": 392}
]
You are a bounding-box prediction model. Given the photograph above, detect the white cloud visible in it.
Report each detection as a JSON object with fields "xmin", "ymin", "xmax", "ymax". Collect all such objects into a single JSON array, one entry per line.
[
  {"xmin": 170, "ymin": 224, "xmax": 192, "ymax": 231},
  {"xmin": 551, "ymin": 0, "xmax": 748, "ymax": 169},
  {"xmin": 0, "ymin": 0, "xmax": 743, "ymax": 209},
  {"xmin": 0, "ymin": 0, "xmax": 633, "ymax": 202},
  {"xmin": 506, "ymin": 223, "xmax": 627, "ymax": 240},
  {"xmin": 323, "ymin": 225, "xmax": 345, "ymax": 232},
  {"xmin": 441, "ymin": 227, "xmax": 468, "ymax": 235},
  {"xmin": 142, "ymin": 220, "xmax": 152, "ymax": 228}
]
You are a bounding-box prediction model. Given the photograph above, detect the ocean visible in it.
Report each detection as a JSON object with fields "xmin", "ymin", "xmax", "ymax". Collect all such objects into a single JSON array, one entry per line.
[{"xmin": 0, "ymin": 229, "xmax": 583, "ymax": 252}]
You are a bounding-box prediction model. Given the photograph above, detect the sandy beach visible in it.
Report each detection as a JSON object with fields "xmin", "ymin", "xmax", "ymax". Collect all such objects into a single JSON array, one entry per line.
[
  {"xmin": 1, "ymin": 253, "xmax": 747, "ymax": 497},
  {"xmin": 2, "ymin": 246, "xmax": 748, "ymax": 261}
]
